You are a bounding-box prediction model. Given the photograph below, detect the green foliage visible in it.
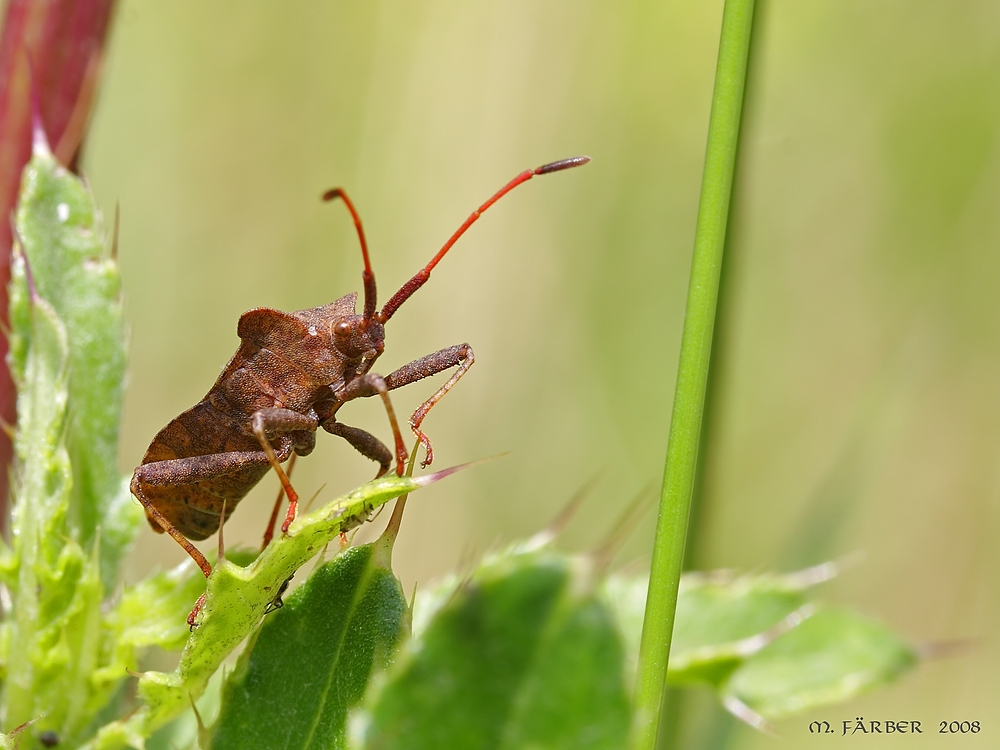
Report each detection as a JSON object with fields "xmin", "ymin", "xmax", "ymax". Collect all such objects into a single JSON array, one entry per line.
[
  {"xmin": 357, "ymin": 542, "xmax": 631, "ymax": 750},
  {"xmin": 0, "ymin": 137, "xmax": 138, "ymax": 750},
  {"xmin": 9, "ymin": 135, "xmax": 138, "ymax": 589},
  {"xmin": 85, "ymin": 478, "xmax": 421, "ymax": 750},
  {"xmin": 0, "ymin": 137, "xmax": 922, "ymax": 750},
  {"xmin": 604, "ymin": 565, "xmax": 917, "ymax": 729},
  {"xmin": 211, "ymin": 539, "xmax": 406, "ymax": 750},
  {"xmin": 723, "ymin": 607, "xmax": 918, "ymax": 721},
  {"xmin": 101, "ymin": 548, "xmax": 258, "ymax": 679}
]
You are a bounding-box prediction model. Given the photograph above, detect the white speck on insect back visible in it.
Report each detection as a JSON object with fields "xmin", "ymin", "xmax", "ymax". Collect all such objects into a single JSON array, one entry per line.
[
  {"xmin": 56, "ymin": 203, "xmax": 70, "ymax": 223},
  {"xmin": 308, "ymin": 326, "xmax": 318, "ymax": 336}
]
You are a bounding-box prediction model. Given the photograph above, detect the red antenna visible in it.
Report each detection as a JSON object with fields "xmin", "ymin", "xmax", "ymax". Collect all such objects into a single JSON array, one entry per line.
[
  {"xmin": 377, "ymin": 155, "xmax": 590, "ymax": 323},
  {"xmin": 323, "ymin": 188, "xmax": 377, "ymax": 324}
]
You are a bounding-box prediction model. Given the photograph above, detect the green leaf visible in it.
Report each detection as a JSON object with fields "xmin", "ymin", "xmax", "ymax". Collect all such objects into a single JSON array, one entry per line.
[
  {"xmin": 603, "ymin": 564, "xmax": 917, "ymax": 728},
  {"xmin": 12, "ymin": 138, "xmax": 138, "ymax": 587},
  {"xmin": 723, "ymin": 606, "xmax": 918, "ymax": 721},
  {"xmin": 605, "ymin": 564, "xmax": 833, "ymax": 687},
  {"xmin": 211, "ymin": 539, "xmax": 406, "ymax": 750},
  {"xmin": 0, "ymin": 283, "xmax": 116, "ymax": 747},
  {"xmin": 357, "ymin": 544, "xmax": 630, "ymax": 750},
  {"xmin": 111, "ymin": 560, "xmax": 213, "ymax": 654},
  {"xmin": 0, "ymin": 137, "xmax": 140, "ymax": 749},
  {"xmin": 97, "ymin": 547, "xmax": 261, "ymax": 693},
  {"xmin": 10, "ymin": 137, "xmax": 142, "ymax": 591},
  {"xmin": 0, "ymin": 724, "xmax": 28, "ymax": 750},
  {"xmin": 85, "ymin": 475, "xmax": 425, "ymax": 750},
  {"xmin": 0, "ymin": 281, "xmax": 108, "ymax": 747}
]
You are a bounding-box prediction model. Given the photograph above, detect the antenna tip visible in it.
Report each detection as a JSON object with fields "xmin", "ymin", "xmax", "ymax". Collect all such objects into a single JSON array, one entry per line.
[
  {"xmin": 322, "ymin": 188, "xmax": 344, "ymax": 202},
  {"xmin": 536, "ymin": 155, "xmax": 591, "ymax": 175}
]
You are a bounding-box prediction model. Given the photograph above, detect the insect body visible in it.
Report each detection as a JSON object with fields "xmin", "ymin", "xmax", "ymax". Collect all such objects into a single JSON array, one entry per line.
[{"xmin": 131, "ymin": 156, "xmax": 590, "ymax": 580}]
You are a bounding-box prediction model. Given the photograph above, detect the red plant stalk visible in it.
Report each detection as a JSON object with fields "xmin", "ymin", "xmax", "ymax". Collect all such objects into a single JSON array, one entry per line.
[{"xmin": 0, "ymin": 0, "xmax": 118, "ymax": 528}]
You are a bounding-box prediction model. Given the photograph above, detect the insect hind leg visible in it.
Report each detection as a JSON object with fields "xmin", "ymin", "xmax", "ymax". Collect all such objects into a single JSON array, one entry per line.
[
  {"xmin": 130, "ymin": 472, "xmax": 213, "ymax": 578},
  {"xmin": 250, "ymin": 408, "xmax": 319, "ymax": 534}
]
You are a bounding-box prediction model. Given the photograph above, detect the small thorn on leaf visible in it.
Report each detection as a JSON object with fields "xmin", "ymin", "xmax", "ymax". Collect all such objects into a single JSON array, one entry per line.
[
  {"xmin": 25, "ymin": 56, "xmax": 51, "ymax": 156},
  {"xmin": 11, "ymin": 222, "xmax": 39, "ymax": 302},
  {"xmin": 111, "ymin": 202, "xmax": 121, "ymax": 260},
  {"xmin": 723, "ymin": 695, "xmax": 775, "ymax": 735},
  {"xmin": 917, "ymin": 637, "xmax": 978, "ymax": 661},
  {"xmin": 217, "ymin": 499, "xmax": 227, "ymax": 561},
  {"xmin": 591, "ymin": 483, "xmax": 656, "ymax": 573},
  {"xmin": 412, "ymin": 453, "xmax": 507, "ymax": 487},
  {"xmin": 549, "ymin": 474, "xmax": 602, "ymax": 536}
]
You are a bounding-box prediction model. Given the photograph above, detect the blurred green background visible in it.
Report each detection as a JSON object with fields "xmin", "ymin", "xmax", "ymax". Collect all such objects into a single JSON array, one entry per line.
[{"xmin": 82, "ymin": 1, "xmax": 997, "ymax": 746}]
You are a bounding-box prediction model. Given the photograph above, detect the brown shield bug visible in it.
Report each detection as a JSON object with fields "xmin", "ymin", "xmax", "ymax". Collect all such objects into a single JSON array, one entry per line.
[{"xmin": 130, "ymin": 156, "xmax": 590, "ymax": 591}]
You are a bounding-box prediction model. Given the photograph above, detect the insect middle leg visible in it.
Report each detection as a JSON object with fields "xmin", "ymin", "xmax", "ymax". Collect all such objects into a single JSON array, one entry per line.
[
  {"xmin": 262, "ymin": 453, "xmax": 297, "ymax": 551},
  {"xmin": 250, "ymin": 408, "xmax": 319, "ymax": 533},
  {"xmin": 383, "ymin": 343, "xmax": 475, "ymax": 466}
]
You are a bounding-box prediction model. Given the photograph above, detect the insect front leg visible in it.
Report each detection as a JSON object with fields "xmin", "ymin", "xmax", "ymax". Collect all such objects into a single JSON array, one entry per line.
[
  {"xmin": 250, "ymin": 408, "xmax": 320, "ymax": 533},
  {"xmin": 383, "ymin": 343, "xmax": 475, "ymax": 467}
]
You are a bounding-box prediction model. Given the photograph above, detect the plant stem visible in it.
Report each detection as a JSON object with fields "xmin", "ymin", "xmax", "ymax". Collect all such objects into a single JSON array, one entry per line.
[
  {"xmin": 687, "ymin": 0, "xmax": 769, "ymax": 579},
  {"xmin": 630, "ymin": 2, "xmax": 756, "ymax": 748}
]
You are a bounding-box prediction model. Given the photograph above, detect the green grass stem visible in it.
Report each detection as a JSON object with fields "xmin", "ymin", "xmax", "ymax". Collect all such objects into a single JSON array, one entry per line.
[{"xmin": 630, "ymin": 2, "xmax": 757, "ymax": 748}]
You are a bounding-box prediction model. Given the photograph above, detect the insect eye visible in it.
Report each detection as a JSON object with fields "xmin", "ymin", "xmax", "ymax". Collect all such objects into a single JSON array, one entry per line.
[{"xmin": 333, "ymin": 321, "xmax": 351, "ymax": 337}]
